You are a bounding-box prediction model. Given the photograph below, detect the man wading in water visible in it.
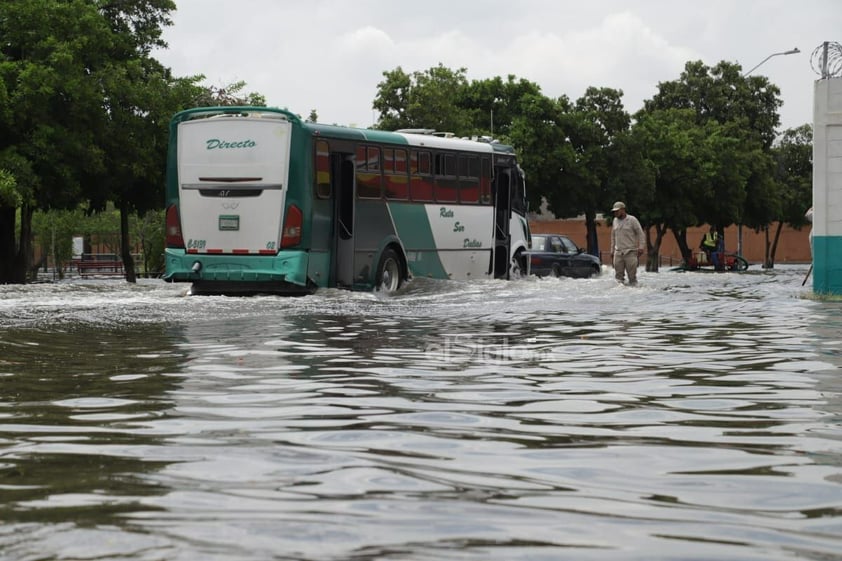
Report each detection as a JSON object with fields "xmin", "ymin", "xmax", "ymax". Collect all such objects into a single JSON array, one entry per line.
[{"xmin": 609, "ymin": 201, "xmax": 645, "ymax": 286}]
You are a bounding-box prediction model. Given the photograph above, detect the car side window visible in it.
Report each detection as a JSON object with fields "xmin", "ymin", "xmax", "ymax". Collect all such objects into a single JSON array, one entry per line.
[
  {"xmin": 560, "ymin": 237, "xmax": 578, "ymax": 253},
  {"xmin": 550, "ymin": 237, "xmax": 564, "ymax": 253}
]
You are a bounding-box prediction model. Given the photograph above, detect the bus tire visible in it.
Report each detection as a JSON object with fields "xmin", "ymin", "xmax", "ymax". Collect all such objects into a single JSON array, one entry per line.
[
  {"xmin": 511, "ymin": 250, "xmax": 526, "ymax": 279},
  {"xmin": 375, "ymin": 248, "xmax": 403, "ymax": 293}
]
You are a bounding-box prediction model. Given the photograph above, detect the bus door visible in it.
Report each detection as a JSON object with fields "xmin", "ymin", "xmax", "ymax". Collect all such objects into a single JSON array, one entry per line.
[
  {"xmin": 332, "ymin": 153, "xmax": 356, "ymax": 288},
  {"xmin": 493, "ymin": 166, "xmax": 512, "ymax": 279}
]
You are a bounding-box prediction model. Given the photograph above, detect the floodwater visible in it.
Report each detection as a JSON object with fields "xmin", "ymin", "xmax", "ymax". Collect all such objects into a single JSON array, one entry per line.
[{"xmin": 1, "ymin": 266, "xmax": 841, "ymax": 561}]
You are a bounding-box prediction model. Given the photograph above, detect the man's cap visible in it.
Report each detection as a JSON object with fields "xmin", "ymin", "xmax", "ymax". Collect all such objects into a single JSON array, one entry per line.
[{"xmin": 611, "ymin": 201, "xmax": 626, "ymax": 211}]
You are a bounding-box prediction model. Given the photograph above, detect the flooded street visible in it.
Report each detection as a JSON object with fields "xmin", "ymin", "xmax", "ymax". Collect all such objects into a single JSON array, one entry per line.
[{"xmin": 1, "ymin": 266, "xmax": 841, "ymax": 560}]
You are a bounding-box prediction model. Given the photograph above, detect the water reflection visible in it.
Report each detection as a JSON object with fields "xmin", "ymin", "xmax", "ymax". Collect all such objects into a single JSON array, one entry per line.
[
  {"xmin": 1, "ymin": 270, "xmax": 841, "ymax": 560},
  {"xmin": 0, "ymin": 323, "xmax": 185, "ymax": 537}
]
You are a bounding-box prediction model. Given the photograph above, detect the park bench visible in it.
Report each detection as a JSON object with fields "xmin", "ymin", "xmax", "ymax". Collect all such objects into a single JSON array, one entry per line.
[{"xmin": 77, "ymin": 255, "xmax": 124, "ymax": 277}]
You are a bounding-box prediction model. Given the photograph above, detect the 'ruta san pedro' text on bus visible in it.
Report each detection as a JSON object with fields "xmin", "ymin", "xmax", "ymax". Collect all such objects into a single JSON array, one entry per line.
[{"xmin": 163, "ymin": 106, "xmax": 530, "ymax": 295}]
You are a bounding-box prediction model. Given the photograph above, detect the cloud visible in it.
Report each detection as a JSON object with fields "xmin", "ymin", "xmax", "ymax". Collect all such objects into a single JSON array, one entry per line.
[{"xmin": 154, "ymin": 0, "xmax": 842, "ymax": 132}]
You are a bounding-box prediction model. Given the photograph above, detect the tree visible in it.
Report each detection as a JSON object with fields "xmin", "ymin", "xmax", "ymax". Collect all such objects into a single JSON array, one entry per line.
[
  {"xmin": 567, "ymin": 87, "xmax": 646, "ymax": 259},
  {"xmin": 765, "ymin": 124, "xmax": 813, "ymax": 267},
  {"xmin": 512, "ymin": 87, "xmax": 651, "ymax": 260},
  {"xmin": 1, "ymin": 0, "xmax": 109, "ymax": 282},
  {"xmin": 462, "ymin": 75, "xmax": 544, "ymax": 138},
  {"xmin": 0, "ymin": 168, "xmax": 22, "ymax": 281},
  {"xmin": 640, "ymin": 60, "xmax": 782, "ymax": 261},
  {"xmin": 509, "ymin": 92, "xmax": 571, "ymax": 212},
  {"xmin": 373, "ymin": 64, "xmax": 472, "ymax": 134},
  {"xmin": 633, "ymin": 109, "xmax": 710, "ymax": 267},
  {"xmin": 191, "ymin": 80, "xmax": 267, "ymax": 107},
  {"xmin": 0, "ymin": 0, "xmax": 211, "ymax": 284}
]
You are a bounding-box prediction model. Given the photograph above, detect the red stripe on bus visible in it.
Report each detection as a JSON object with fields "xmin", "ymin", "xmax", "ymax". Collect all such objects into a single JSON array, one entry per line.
[
  {"xmin": 258, "ymin": 249, "xmax": 277, "ymax": 254},
  {"xmin": 187, "ymin": 248, "xmax": 198, "ymax": 254},
  {"xmin": 232, "ymin": 249, "xmax": 249, "ymax": 254},
  {"xmin": 206, "ymin": 249, "xmax": 223, "ymax": 254}
]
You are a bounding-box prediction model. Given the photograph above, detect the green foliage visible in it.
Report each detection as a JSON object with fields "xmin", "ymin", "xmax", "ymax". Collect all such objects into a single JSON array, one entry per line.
[
  {"xmin": 31, "ymin": 206, "xmax": 164, "ymax": 275},
  {"xmin": 774, "ymin": 125, "xmax": 813, "ymax": 228},
  {"xmin": 31, "ymin": 207, "xmax": 86, "ymax": 274},
  {"xmin": 373, "ymin": 64, "xmax": 472, "ymax": 134},
  {"xmin": 461, "ymin": 75, "xmax": 543, "ymax": 138},
  {"xmin": 133, "ymin": 208, "xmax": 165, "ymax": 274},
  {"xmin": 0, "ymin": 168, "xmax": 20, "ymax": 208},
  {"xmin": 191, "ymin": 81, "xmax": 267, "ymax": 107},
  {"xmin": 636, "ymin": 58, "xmax": 790, "ymax": 262},
  {"xmin": 372, "ymin": 64, "xmax": 544, "ymax": 139},
  {"xmin": 509, "ymin": 93, "xmax": 571, "ymax": 212},
  {"xmin": 0, "ymin": 0, "xmax": 260, "ymax": 282}
]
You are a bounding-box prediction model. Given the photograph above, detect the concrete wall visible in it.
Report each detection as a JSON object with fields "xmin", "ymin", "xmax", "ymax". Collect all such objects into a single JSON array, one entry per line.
[{"xmin": 813, "ymin": 77, "xmax": 842, "ymax": 294}]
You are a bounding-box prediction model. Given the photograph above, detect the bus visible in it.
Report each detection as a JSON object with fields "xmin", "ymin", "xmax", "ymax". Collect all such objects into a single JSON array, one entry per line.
[{"xmin": 163, "ymin": 106, "xmax": 530, "ymax": 295}]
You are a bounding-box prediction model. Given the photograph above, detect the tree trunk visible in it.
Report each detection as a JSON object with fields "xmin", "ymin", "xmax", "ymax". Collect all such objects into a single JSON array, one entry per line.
[
  {"xmin": 672, "ymin": 227, "xmax": 693, "ymax": 264},
  {"xmin": 0, "ymin": 203, "xmax": 33, "ymax": 284},
  {"xmin": 645, "ymin": 223, "xmax": 668, "ymax": 272},
  {"xmin": 585, "ymin": 211, "xmax": 599, "ymax": 258},
  {"xmin": 120, "ymin": 201, "xmax": 137, "ymax": 283},
  {"xmin": 16, "ymin": 204, "xmax": 33, "ymax": 283},
  {"xmin": 763, "ymin": 225, "xmax": 773, "ymax": 269},
  {"xmin": 767, "ymin": 221, "xmax": 784, "ymax": 270},
  {"xmin": 0, "ymin": 206, "xmax": 16, "ymax": 283}
]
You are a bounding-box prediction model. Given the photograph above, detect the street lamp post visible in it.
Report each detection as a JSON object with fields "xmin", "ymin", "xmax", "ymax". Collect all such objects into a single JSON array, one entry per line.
[
  {"xmin": 736, "ymin": 47, "xmax": 800, "ymax": 256},
  {"xmin": 743, "ymin": 47, "xmax": 800, "ymax": 77}
]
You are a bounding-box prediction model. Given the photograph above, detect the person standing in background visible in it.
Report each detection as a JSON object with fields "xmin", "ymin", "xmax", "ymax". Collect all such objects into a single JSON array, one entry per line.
[
  {"xmin": 700, "ymin": 226, "xmax": 722, "ymax": 270},
  {"xmin": 609, "ymin": 201, "xmax": 646, "ymax": 285},
  {"xmin": 806, "ymin": 206, "xmax": 814, "ymax": 258}
]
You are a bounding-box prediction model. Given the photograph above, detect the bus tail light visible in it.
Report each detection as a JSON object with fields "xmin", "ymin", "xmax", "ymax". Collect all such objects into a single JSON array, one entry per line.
[
  {"xmin": 166, "ymin": 204, "xmax": 185, "ymax": 248},
  {"xmin": 281, "ymin": 204, "xmax": 303, "ymax": 248}
]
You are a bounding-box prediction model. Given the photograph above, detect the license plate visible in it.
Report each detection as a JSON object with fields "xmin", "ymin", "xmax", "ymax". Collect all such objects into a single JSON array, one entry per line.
[{"xmin": 218, "ymin": 215, "xmax": 239, "ymax": 231}]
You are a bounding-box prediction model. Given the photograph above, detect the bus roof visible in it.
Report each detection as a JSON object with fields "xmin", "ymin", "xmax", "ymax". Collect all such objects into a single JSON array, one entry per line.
[
  {"xmin": 305, "ymin": 122, "xmax": 515, "ymax": 154},
  {"xmin": 170, "ymin": 106, "xmax": 516, "ymax": 155}
]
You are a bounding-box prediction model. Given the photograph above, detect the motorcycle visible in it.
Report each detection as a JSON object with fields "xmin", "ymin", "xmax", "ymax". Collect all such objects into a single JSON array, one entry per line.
[{"xmin": 674, "ymin": 250, "xmax": 749, "ymax": 272}]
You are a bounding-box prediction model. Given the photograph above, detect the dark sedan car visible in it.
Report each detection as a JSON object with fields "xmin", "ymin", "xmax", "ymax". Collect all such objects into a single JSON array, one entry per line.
[{"xmin": 527, "ymin": 234, "xmax": 602, "ymax": 278}]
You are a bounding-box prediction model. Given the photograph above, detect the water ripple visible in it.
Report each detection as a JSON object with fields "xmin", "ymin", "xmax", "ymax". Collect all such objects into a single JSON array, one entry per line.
[{"xmin": 1, "ymin": 267, "xmax": 841, "ymax": 560}]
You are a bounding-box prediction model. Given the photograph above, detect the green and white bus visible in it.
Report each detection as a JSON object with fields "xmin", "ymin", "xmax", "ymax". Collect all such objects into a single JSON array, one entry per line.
[{"xmin": 163, "ymin": 106, "xmax": 530, "ymax": 295}]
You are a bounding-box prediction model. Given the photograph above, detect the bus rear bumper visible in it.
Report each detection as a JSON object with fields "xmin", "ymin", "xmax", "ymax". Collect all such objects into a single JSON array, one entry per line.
[{"xmin": 163, "ymin": 249, "xmax": 310, "ymax": 294}]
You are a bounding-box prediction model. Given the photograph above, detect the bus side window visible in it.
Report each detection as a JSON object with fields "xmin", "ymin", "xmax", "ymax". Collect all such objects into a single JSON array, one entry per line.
[
  {"xmin": 356, "ymin": 145, "xmax": 382, "ymax": 199},
  {"xmin": 459, "ymin": 155, "xmax": 479, "ymax": 204},
  {"xmin": 385, "ymin": 148, "xmax": 408, "ymax": 200},
  {"xmin": 410, "ymin": 150, "xmax": 433, "ymax": 201},
  {"xmin": 314, "ymin": 140, "xmax": 331, "ymax": 199},
  {"xmin": 480, "ymin": 157, "xmax": 492, "ymax": 205},
  {"xmin": 434, "ymin": 153, "xmax": 458, "ymax": 203}
]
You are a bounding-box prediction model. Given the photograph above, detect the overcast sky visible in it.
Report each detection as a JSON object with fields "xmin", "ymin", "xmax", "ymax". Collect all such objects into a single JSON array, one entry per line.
[{"xmin": 153, "ymin": 0, "xmax": 841, "ymax": 133}]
